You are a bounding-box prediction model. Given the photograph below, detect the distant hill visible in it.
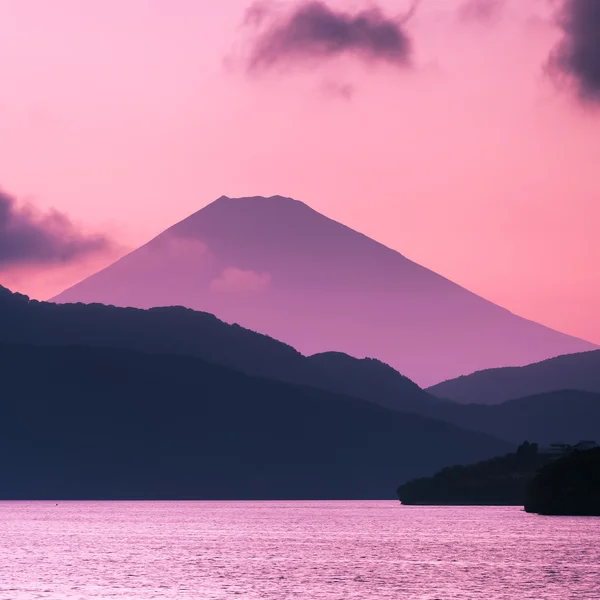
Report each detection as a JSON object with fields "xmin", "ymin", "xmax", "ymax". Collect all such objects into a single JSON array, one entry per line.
[
  {"xmin": 0, "ymin": 285, "xmax": 436, "ymax": 414},
  {"xmin": 525, "ymin": 448, "xmax": 600, "ymax": 516},
  {"xmin": 398, "ymin": 442, "xmax": 553, "ymax": 506},
  {"xmin": 51, "ymin": 195, "xmax": 595, "ymax": 386},
  {"xmin": 417, "ymin": 390, "xmax": 600, "ymax": 446},
  {"xmin": 0, "ymin": 342, "xmax": 511, "ymax": 500},
  {"xmin": 427, "ymin": 350, "xmax": 600, "ymax": 404}
]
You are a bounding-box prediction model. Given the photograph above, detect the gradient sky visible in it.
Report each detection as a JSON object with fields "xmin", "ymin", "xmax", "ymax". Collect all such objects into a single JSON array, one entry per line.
[{"xmin": 1, "ymin": 0, "xmax": 599, "ymax": 344}]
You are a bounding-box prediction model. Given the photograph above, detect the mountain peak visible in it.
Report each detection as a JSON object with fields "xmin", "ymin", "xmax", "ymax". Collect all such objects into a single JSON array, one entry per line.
[
  {"xmin": 217, "ymin": 194, "xmax": 301, "ymax": 202},
  {"xmin": 208, "ymin": 194, "xmax": 313, "ymax": 213},
  {"xmin": 175, "ymin": 195, "xmax": 316, "ymax": 233}
]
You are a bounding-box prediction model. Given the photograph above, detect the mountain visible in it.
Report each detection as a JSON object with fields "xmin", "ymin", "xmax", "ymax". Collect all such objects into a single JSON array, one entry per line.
[
  {"xmin": 427, "ymin": 350, "xmax": 600, "ymax": 404},
  {"xmin": 416, "ymin": 390, "xmax": 600, "ymax": 446},
  {"xmin": 2, "ymin": 287, "xmax": 595, "ymax": 446},
  {"xmin": 0, "ymin": 285, "xmax": 437, "ymax": 414},
  {"xmin": 51, "ymin": 195, "xmax": 596, "ymax": 387},
  {"xmin": 0, "ymin": 342, "xmax": 511, "ymax": 500}
]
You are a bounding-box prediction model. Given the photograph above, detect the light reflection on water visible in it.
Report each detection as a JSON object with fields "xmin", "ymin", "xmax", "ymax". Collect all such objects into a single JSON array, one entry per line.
[{"xmin": 1, "ymin": 501, "xmax": 598, "ymax": 599}]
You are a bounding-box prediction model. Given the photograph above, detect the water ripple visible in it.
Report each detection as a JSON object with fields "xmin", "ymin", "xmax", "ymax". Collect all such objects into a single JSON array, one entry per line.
[{"xmin": 0, "ymin": 502, "xmax": 598, "ymax": 599}]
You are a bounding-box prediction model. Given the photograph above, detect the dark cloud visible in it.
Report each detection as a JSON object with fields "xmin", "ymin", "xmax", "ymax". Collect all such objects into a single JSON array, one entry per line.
[
  {"xmin": 0, "ymin": 189, "xmax": 110, "ymax": 268},
  {"xmin": 458, "ymin": 0, "xmax": 506, "ymax": 23},
  {"xmin": 245, "ymin": 1, "xmax": 416, "ymax": 72},
  {"xmin": 547, "ymin": 0, "xmax": 600, "ymax": 103}
]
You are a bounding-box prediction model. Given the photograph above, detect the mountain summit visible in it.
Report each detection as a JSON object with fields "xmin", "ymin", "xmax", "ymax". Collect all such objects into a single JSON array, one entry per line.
[{"xmin": 53, "ymin": 195, "xmax": 595, "ymax": 385}]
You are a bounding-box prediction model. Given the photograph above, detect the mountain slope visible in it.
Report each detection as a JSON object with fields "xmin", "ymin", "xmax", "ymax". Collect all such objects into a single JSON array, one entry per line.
[
  {"xmin": 307, "ymin": 352, "xmax": 442, "ymax": 412},
  {"xmin": 0, "ymin": 285, "xmax": 436, "ymax": 414},
  {"xmin": 0, "ymin": 342, "xmax": 511, "ymax": 500},
  {"xmin": 52, "ymin": 195, "xmax": 596, "ymax": 386},
  {"xmin": 427, "ymin": 350, "xmax": 600, "ymax": 404}
]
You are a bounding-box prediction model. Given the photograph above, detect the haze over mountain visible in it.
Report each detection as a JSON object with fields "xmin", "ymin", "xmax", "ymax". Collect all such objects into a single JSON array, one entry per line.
[
  {"xmin": 416, "ymin": 391, "xmax": 600, "ymax": 446},
  {"xmin": 428, "ymin": 350, "xmax": 600, "ymax": 404},
  {"xmin": 52, "ymin": 196, "xmax": 596, "ymax": 386},
  {"xmin": 0, "ymin": 342, "xmax": 510, "ymax": 500}
]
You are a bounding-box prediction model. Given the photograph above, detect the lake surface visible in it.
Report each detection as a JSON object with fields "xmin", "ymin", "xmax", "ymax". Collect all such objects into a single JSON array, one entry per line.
[{"xmin": 1, "ymin": 502, "xmax": 598, "ymax": 599}]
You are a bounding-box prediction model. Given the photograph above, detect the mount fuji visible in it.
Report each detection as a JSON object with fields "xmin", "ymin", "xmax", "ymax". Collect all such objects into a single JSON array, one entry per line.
[{"xmin": 52, "ymin": 195, "xmax": 596, "ymax": 386}]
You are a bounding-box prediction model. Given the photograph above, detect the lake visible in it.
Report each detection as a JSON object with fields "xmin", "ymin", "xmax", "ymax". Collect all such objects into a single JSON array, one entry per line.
[{"xmin": 1, "ymin": 501, "xmax": 598, "ymax": 599}]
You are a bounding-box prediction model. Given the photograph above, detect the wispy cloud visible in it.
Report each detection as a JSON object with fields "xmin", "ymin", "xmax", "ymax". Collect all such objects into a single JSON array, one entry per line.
[
  {"xmin": 210, "ymin": 267, "xmax": 271, "ymax": 293},
  {"xmin": 244, "ymin": 1, "xmax": 417, "ymax": 73},
  {"xmin": 320, "ymin": 80, "xmax": 355, "ymax": 101},
  {"xmin": 547, "ymin": 0, "xmax": 600, "ymax": 104},
  {"xmin": 0, "ymin": 189, "xmax": 111, "ymax": 268},
  {"xmin": 458, "ymin": 0, "xmax": 506, "ymax": 24}
]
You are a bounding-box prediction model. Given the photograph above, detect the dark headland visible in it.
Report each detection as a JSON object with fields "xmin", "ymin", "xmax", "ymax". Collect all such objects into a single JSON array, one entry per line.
[
  {"xmin": 397, "ymin": 441, "xmax": 599, "ymax": 508},
  {"xmin": 525, "ymin": 447, "xmax": 600, "ymax": 516},
  {"xmin": 397, "ymin": 442, "xmax": 549, "ymax": 506}
]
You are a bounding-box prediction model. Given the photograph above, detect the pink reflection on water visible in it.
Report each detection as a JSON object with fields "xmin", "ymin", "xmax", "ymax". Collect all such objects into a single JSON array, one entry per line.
[{"xmin": 0, "ymin": 501, "xmax": 598, "ymax": 599}]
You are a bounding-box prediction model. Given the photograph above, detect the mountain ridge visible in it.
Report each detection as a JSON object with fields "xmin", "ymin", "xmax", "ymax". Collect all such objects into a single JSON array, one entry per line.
[
  {"xmin": 3, "ymin": 284, "xmax": 597, "ymax": 446},
  {"xmin": 0, "ymin": 284, "xmax": 437, "ymax": 414},
  {"xmin": 427, "ymin": 350, "xmax": 600, "ymax": 404}
]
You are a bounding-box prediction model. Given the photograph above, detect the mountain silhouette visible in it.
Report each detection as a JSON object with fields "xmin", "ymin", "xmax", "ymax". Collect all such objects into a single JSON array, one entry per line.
[
  {"xmin": 52, "ymin": 195, "xmax": 596, "ymax": 386},
  {"xmin": 427, "ymin": 350, "xmax": 600, "ymax": 404},
  {"xmin": 0, "ymin": 342, "xmax": 511, "ymax": 500},
  {"xmin": 0, "ymin": 285, "xmax": 436, "ymax": 414},
  {"xmin": 3, "ymin": 285, "xmax": 596, "ymax": 446}
]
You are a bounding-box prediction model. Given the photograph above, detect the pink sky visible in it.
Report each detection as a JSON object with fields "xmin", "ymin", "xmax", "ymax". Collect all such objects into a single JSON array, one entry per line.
[{"xmin": 1, "ymin": 0, "xmax": 599, "ymax": 345}]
